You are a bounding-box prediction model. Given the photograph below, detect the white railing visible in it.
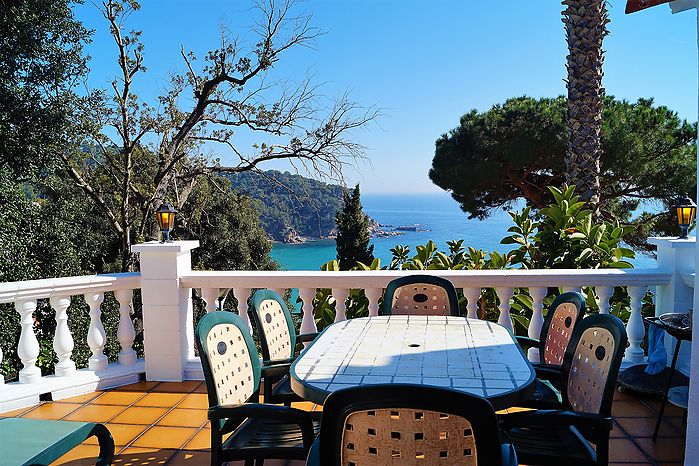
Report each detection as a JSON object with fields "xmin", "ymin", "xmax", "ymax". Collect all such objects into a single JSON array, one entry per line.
[
  {"xmin": 181, "ymin": 268, "xmax": 672, "ymax": 366},
  {"xmin": 0, "ymin": 273, "xmax": 142, "ymax": 412}
]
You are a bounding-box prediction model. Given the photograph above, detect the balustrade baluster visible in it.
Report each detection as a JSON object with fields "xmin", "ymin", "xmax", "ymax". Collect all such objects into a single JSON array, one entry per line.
[
  {"xmin": 50, "ymin": 296, "xmax": 76, "ymax": 376},
  {"xmin": 299, "ymin": 288, "xmax": 318, "ymax": 337},
  {"xmin": 527, "ymin": 287, "xmax": 547, "ymax": 362},
  {"xmin": 201, "ymin": 288, "xmax": 219, "ymax": 314},
  {"xmin": 365, "ymin": 288, "xmax": 383, "ymax": 317},
  {"xmin": 332, "ymin": 288, "xmax": 349, "ymax": 322},
  {"xmin": 16, "ymin": 299, "xmax": 41, "ymax": 383},
  {"xmin": 463, "ymin": 288, "xmax": 481, "ymax": 319},
  {"xmin": 114, "ymin": 289, "xmax": 137, "ymax": 365},
  {"xmin": 233, "ymin": 287, "xmax": 252, "ymax": 333},
  {"xmin": 495, "ymin": 287, "xmax": 515, "ymax": 333},
  {"xmin": 85, "ymin": 292, "xmax": 108, "ymax": 371},
  {"xmin": 624, "ymin": 286, "xmax": 647, "ymax": 363},
  {"xmin": 595, "ymin": 286, "xmax": 614, "ymax": 314}
]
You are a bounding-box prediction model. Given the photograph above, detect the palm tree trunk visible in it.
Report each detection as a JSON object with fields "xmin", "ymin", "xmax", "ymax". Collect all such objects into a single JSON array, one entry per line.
[{"xmin": 562, "ymin": 0, "xmax": 609, "ymax": 210}]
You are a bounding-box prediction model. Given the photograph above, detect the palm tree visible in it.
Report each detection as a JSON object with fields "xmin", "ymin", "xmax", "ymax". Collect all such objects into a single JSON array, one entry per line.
[{"xmin": 562, "ymin": 0, "xmax": 609, "ymax": 208}]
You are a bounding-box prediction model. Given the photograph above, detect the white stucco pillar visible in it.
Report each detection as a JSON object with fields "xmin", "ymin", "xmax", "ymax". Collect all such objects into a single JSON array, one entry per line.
[{"xmin": 131, "ymin": 241, "xmax": 199, "ymax": 381}]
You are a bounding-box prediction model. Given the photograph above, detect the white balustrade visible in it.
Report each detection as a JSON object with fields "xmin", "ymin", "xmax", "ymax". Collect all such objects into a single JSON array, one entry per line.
[
  {"xmin": 463, "ymin": 287, "xmax": 481, "ymax": 319},
  {"xmin": 496, "ymin": 287, "xmax": 515, "ymax": 333},
  {"xmin": 85, "ymin": 292, "xmax": 108, "ymax": 371},
  {"xmin": 201, "ymin": 288, "xmax": 219, "ymax": 314},
  {"xmin": 332, "ymin": 288, "xmax": 349, "ymax": 322},
  {"xmin": 624, "ymin": 286, "xmax": 648, "ymax": 363},
  {"xmin": 232, "ymin": 287, "xmax": 252, "ymax": 333},
  {"xmin": 527, "ymin": 287, "xmax": 547, "ymax": 362},
  {"xmin": 114, "ymin": 289, "xmax": 137, "ymax": 366},
  {"xmin": 50, "ymin": 296, "xmax": 76, "ymax": 376},
  {"xmin": 16, "ymin": 299, "xmax": 41, "ymax": 384},
  {"xmin": 298, "ymin": 288, "xmax": 318, "ymax": 335},
  {"xmin": 365, "ymin": 288, "xmax": 383, "ymax": 317},
  {"xmin": 596, "ymin": 286, "xmax": 614, "ymax": 314}
]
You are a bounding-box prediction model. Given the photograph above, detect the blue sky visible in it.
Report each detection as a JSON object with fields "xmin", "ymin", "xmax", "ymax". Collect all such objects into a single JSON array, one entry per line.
[{"xmin": 74, "ymin": 1, "xmax": 698, "ymax": 193}]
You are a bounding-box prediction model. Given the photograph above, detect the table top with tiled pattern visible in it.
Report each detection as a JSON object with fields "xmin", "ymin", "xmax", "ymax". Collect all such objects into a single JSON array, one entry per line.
[{"xmin": 290, "ymin": 315, "xmax": 535, "ymax": 409}]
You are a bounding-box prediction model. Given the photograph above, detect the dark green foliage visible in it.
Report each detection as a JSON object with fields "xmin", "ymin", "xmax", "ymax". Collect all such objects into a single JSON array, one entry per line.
[
  {"xmin": 179, "ymin": 175, "xmax": 277, "ymax": 272},
  {"xmin": 228, "ymin": 170, "xmax": 344, "ymax": 241},
  {"xmin": 429, "ymin": 96, "xmax": 697, "ymax": 249},
  {"xmin": 0, "ymin": 0, "xmax": 91, "ymax": 179},
  {"xmin": 335, "ymin": 185, "xmax": 375, "ymax": 271}
]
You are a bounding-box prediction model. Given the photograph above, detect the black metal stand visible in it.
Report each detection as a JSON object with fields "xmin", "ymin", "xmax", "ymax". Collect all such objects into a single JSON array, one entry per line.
[{"xmin": 652, "ymin": 338, "xmax": 682, "ymax": 441}]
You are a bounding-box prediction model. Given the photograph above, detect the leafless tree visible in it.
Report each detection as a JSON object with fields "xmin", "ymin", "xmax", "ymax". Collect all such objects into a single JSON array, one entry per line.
[{"xmin": 60, "ymin": 0, "xmax": 377, "ymax": 270}]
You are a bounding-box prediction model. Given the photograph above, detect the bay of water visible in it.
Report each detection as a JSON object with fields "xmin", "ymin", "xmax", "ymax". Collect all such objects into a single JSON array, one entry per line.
[{"xmin": 271, "ymin": 193, "xmax": 657, "ymax": 270}]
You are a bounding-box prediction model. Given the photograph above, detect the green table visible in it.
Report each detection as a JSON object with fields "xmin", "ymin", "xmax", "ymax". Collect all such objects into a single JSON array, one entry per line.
[{"xmin": 0, "ymin": 418, "xmax": 114, "ymax": 465}]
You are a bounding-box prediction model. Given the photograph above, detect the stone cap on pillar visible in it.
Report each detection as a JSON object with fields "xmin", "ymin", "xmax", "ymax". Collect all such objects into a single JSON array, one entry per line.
[
  {"xmin": 648, "ymin": 237, "xmax": 696, "ymax": 249},
  {"xmin": 131, "ymin": 240, "xmax": 200, "ymax": 254}
]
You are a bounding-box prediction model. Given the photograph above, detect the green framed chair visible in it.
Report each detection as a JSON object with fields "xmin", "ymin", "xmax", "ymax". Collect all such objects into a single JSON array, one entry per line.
[
  {"xmin": 500, "ymin": 314, "xmax": 628, "ymax": 466},
  {"xmin": 250, "ymin": 289, "xmax": 319, "ymax": 406},
  {"xmin": 381, "ymin": 275, "xmax": 460, "ymax": 316},
  {"xmin": 306, "ymin": 384, "xmax": 517, "ymax": 466},
  {"xmin": 0, "ymin": 418, "xmax": 114, "ymax": 466},
  {"xmin": 515, "ymin": 291, "xmax": 586, "ymax": 407},
  {"xmin": 196, "ymin": 311, "xmax": 320, "ymax": 466}
]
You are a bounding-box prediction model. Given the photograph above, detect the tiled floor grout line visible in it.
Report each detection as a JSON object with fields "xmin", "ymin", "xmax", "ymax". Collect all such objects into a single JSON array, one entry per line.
[
  {"xmin": 612, "ymin": 417, "xmax": 660, "ymax": 466},
  {"xmin": 163, "ymin": 423, "xmax": 211, "ymax": 465},
  {"xmin": 115, "ymin": 381, "xmax": 204, "ymax": 457}
]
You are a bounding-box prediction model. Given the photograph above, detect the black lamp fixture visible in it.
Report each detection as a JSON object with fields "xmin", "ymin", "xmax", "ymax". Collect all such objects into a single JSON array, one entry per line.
[
  {"xmin": 155, "ymin": 202, "xmax": 177, "ymax": 243},
  {"xmin": 672, "ymin": 195, "xmax": 696, "ymax": 239}
]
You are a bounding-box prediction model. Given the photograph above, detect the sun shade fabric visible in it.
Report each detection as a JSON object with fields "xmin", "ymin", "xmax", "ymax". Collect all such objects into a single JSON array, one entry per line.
[{"xmin": 625, "ymin": 0, "xmax": 672, "ymax": 13}]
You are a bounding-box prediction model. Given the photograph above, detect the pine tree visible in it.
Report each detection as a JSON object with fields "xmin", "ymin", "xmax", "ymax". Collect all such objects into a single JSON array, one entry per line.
[{"xmin": 335, "ymin": 184, "xmax": 375, "ymax": 270}]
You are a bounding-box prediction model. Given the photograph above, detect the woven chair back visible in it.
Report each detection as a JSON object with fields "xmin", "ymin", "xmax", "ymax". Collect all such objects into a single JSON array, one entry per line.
[
  {"xmin": 382, "ymin": 276, "xmax": 460, "ymax": 317},
  {"xmin": 251, "ymin": 290, "xmax": 297, "ymax": 361},
  {"xmin": 561, "ymin": 314, "xmax": 627, "ymax": 416},
  {"xmin": 342, "ymin": 408, "xmax": 477, "ymax": 465}
]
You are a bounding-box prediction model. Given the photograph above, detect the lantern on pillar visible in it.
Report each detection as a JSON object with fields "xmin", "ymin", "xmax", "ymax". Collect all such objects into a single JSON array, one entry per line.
[
  {"xmin": 672, "ymin": 196, "xmax": 697, "ymax": 239},
  {"xmin": 155, "ymin": 202, "xmax": 177, "ymax": 243}
]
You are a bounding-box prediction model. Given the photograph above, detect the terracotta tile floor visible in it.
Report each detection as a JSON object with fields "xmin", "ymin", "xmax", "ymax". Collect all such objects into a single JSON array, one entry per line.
[{"xmin": 0, "ymin": 381, "xmax": 687, "ymax": 465}]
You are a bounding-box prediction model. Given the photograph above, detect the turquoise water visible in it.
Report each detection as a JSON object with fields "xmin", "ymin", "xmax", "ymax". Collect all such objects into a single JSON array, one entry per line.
[{"xmin": 271, "ymin": 193, "xmax": 657, "ymax": 270}]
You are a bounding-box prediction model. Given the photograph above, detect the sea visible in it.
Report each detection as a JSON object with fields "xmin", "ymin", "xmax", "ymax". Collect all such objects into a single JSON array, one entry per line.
[{"xmin": 271, "ymin": 193, "xmax": 658, "ymax": 271}]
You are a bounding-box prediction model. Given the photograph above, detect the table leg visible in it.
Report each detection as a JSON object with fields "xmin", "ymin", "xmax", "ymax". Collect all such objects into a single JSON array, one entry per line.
[{"xmin": 653, "ymin": 339, "xmax": 682, "ymax": 441}]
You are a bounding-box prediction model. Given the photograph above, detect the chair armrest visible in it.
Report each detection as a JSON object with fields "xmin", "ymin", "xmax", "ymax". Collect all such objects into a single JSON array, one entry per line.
[
  {"xmin": 499, "ymin": 409, "xmax": 612, "ymax": 433},
  {"xmin": 515, "ymin": 336, "xmax": 540, "ymax": 349},
  {"xmin": 262, "ymin": 357, "xmax": 296, "ymax": 366},
  {"xmin": 209, "ymin": 403, "xmax": 315, "ymax": 448},
  {"xmin": 297, "ymin": 332, "xmax": 320, "ymax": 343},
  {"xmin": 260, "ymin": 362, "xmax": 292, "ymax": 380},
  {"xmin": 533, "ymin": 364, "xmax": 563, "ymax": 384}
]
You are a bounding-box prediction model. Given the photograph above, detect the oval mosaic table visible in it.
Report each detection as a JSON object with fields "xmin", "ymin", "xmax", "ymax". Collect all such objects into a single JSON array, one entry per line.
[{"xmin": 290, "ymin": 315, "xmax": 536, "ymax": 410}]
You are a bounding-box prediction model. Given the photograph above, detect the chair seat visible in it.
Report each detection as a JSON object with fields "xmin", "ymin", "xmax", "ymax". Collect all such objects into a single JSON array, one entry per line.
[
  {"xmin": 507, "ymin": 424, "xmax": 596, "ymax": 466},
  {"xmin": 268, "ymin": 374, "xmax": 305, "ymax": 405},
  {"xmin": 222, "ymin": 411, "xmax": 322, "ymax": 461}
]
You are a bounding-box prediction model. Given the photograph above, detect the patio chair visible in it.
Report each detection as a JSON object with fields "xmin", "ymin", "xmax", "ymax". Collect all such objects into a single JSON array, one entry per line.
[
  {"xmin": 500, "ymin": 313, "xmax": 628, "ymax": 466},
  {"xmin": 515, "ymin": 291, "xmax": 586, "ymax": 407},
  {"xmin": 250, "ymin": 289, "xmax": 320, "ymax": 405},
  {"xmin": 306, "ymin": 384, "xmax": 517, "ymax": 466},
  {"xmin": 381, "ymin": 275, "xmax": 460, "ymax": 316},
  {"xmin": 0, "ymin": 418, "xmax": 114, "ymax": 466},
  {"xmin": 196, "ymin": 311, "xmax": 320, "ymax": 466}
]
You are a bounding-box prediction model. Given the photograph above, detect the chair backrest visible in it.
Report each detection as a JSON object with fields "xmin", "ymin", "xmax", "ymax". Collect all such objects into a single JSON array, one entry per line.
[
  {"xmin": 539, "ymin": 291, "xmax": 586, "ymax": 365},
  {"xmin": 560, "ymin": 314, "xmax": 627, "ymax": 417},
  {"xmin": 195, "ymin": 311, "xmax": 261, "ymax": 408},
  {"xmin": 381, "ymin": 275, "xmax": 460, "ymax": 316},
  {"xmin": 316, "ymin": 384, "xmax": 508, "ymax": 466},
  {"xmin": 251, "ymin": 289, "xmax": 297, "ymax": 361}
]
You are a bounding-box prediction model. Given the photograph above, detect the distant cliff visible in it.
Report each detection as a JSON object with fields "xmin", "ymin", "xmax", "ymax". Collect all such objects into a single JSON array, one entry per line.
[{"xmin": 227, "ymin": 170, "xmax": 344, "ymax": 242}]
